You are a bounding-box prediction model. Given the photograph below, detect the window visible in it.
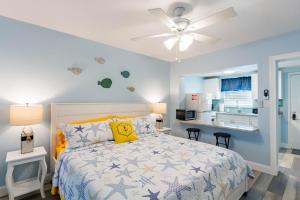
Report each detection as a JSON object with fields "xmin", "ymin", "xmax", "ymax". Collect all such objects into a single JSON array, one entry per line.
[{"xmin": 222, "ymin": 91, "xmax": 253, "ymax": 108}]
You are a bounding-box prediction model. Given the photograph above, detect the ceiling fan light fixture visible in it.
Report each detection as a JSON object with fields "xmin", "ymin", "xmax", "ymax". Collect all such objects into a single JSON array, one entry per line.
[
  {"xmin": 164, "ymin": 37, "xmax": 178, "ymax": 50},
  {"xmin": 179, "ymin": 34, "xmax": 193, "ymax": 51}
]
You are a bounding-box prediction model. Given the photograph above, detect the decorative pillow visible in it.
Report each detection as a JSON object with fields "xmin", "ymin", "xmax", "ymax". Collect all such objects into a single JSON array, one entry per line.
[
  {"xmin": 137, "ymin": 115, "xmax": 157, "ymax": 135},
  {"xmin": 113, "ymin": 115, "xmax": 157, "ymax": 135},
  {"xmin": 109, "ymin": 121, "xmax": 138, "ymax": 144},
  {"xmin": 61, "ymin": 120, "xmax": 113, "ymax": 149}
]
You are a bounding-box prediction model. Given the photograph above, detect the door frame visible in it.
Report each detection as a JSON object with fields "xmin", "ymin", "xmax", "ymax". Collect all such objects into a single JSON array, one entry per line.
[
  {"xmin": 287, "ymin": 72, "xmax": 300, "ymax": 148},
  {"xmin": 269, "ymin": 51, "xmax": 300, "ymax": 176}
]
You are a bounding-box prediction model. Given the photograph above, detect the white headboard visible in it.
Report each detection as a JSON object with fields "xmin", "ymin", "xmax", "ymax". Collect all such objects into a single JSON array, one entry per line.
[{"xmin": 50, "ymin": 102, "xmax": 154, "ymax": 172}]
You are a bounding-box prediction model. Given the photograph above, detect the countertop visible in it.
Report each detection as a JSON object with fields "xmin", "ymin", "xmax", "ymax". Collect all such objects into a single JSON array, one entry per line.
[
  {"xmin": 179, "ymin": 119, "xmax": 259, "ymax": 132},
  {"xmin": 216, "ymin": 112, "xmax": 258, "ymax": 117}
]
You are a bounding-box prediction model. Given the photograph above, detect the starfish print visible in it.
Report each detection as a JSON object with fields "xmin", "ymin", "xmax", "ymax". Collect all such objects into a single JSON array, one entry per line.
[
  {"xmin": 190, "ymin": 166, "xmax": 206, "ymax": 174},
  {"xmin": 217, "ymin": 152, "xmax": 225, "ymax": 157},
  {"xmin": 203, "ymin": 173, "xmax": 216, "ymax": 193},
  {"xmin": 178, "ymin": 158, "xmax": 192, "ymax": 166},
  {"xmin": 152, "ymin": 150, "xmax": 160, "ymax": 155},
  {"xmin": 75, "ymin": 173, "xmax": 95, "ymax": 200},
  {"xmin": 88, "ymin": 189, "xmax": 101, "ymax": 200},
  {"xmin": 90, "ymin": 148, "xmax": 98, "ymax": 153},
  {"xmin": 65, "ymin": 184, "xmax": 74, "ymax": 200},
  {"xmin": 104, "ymin": 177, "xmax": 136, "ymax": 199},
  {"xmin": 136, "ymin": 175, "xmax": 155, "ymax": 188},
  {"xmin": 81, "ymin": 157, "xmax": 99, "ymax": 168},
  {"xmin": 87, "ymin": 123, "xmax": 100, "ymax": 136},
  {"xmin": 142, "ymin": 189, "xmax": 160, "ymax": 200},
  {"xmin": 158, "ymin": 160, "xmax": 180, "ymax": 172},
  {"xmin": 115, "ymin": 167, "xmax": 134, "ymax": 178},
  {"xmin": 162, "ymin": 153, "xmax": 172, "ymax": 159},
  {"xmin": 108, "ymin": 163, "xmax": 120, "ymax": 170},
  {"xmin": 125, "ymin": 157, "xmax": 144, "ymax": 167},
  {"xmin": 218, "ymin": 179, "xmax": 228, "ymax": 199},
  {"xmin": 229, "ymin": 159, "xmax": 237, "ymax": 172},
  {"xmin": 74, "ymin": 125, "xmax": 84, "ymax": 133},
  {"xmin": 145, "ymin": 123, "xmax": 151, "ymax": 131},
  {"xmin": 162, "ymin": 176, "xmax": 191, "ymax": 200},
  {"xmin": 77, "ymin": 133, "xmax": 91, "ymax": 146},
  {"xmin": 228, "ymin": 176, "xmax": 235, "ymax": 190},
  {"xmin": 142, "ymin": 164, "xmax": 156, "ymax": 174}
]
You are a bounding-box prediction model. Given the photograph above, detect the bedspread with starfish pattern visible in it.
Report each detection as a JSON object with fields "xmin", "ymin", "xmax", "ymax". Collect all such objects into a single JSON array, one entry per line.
[{"xmin": 52, "ymin": 133, "xmax": 253, "ymax": 200}]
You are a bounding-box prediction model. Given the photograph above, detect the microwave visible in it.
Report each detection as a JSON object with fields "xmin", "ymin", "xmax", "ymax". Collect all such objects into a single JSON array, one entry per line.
[{"xmin": 176, "ymin": 109, "xmax": 197, "ymax": 121}]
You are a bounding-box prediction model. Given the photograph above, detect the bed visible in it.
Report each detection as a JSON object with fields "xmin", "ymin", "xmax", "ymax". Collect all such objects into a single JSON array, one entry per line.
[{"xmin": 50, "ymin": 103, "xmax": 251, "ymax": 200}]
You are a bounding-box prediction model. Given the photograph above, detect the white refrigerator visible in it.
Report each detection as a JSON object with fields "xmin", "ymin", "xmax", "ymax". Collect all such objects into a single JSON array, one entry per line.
[{"xmin": 185, "ymin": 93, "xmax": 213, "ymax": 120}]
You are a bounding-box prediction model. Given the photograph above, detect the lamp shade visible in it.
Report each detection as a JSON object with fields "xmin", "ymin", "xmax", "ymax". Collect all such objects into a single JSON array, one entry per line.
[
  {"xmin": 10, "ymin": 104, "xmax": 43, "ymax": 126},
  {"xmin": 153, "ymin": 103, "xmax": 167, "ymax": 114}
]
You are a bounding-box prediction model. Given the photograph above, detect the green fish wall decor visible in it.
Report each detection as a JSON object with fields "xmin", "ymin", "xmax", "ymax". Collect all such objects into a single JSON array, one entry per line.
[
  {"xmin": 98, "ymin": 78, "xmax": 112, "ymax": 88},
  {"xmin": 121, "ymin": 70, "xmax": 130, "ymax": 78}
]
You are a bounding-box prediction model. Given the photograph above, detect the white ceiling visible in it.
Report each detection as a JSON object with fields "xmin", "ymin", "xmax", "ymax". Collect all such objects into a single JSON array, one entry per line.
[{"xmin": 1, "ymin": 0, "xmax": 300, "ymax": 62}]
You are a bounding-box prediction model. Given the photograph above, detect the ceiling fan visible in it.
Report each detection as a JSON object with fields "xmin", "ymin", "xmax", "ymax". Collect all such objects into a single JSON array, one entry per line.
[{"xmin": 132, "ymin": 6, "xmax": 237, "ymax": 53}]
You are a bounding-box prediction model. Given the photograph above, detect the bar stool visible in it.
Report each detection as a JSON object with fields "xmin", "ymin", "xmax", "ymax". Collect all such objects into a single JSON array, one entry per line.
[
  {"xmin": 213, "ymin": 132, "xmax": 231, "ymax": 149},
  {"xmin": 186, "ymin": 128, "xmax": 200, "ymax": 141}
]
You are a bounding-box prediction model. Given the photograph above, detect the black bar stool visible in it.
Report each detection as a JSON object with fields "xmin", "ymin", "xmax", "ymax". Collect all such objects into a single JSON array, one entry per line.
[
  {"xmin": 186, "ymin": 128, "xmax": 200, "ymax": 141},
  {"xmin": 213, "ymin": 132, "xmax": 231, "ymax": 149}
]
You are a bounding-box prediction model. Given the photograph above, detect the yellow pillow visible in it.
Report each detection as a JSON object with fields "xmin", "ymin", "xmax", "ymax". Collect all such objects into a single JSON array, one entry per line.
[{"xmin": 109, "ymin": 121, "xmax": 138, "ymax": 144}]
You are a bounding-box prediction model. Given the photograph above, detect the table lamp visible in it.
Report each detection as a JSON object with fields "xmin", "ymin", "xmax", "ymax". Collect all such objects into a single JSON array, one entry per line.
[
  {"xmin": 10, "ymin": 104, "xmax": 43, "ymax": 154},
  {"xmin": 153, "ymin": 102, "xmax": 167, "ymax": 129}
]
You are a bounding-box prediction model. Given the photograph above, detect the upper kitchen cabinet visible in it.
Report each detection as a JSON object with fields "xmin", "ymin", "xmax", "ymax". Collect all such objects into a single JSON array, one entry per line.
[
  {"xmin": 203, "ymin": 78, "xmax": 221, "ymax": 99},
  {"xmin": 251, "ymin": 74, "xmax": 258, "ymax": 99}
]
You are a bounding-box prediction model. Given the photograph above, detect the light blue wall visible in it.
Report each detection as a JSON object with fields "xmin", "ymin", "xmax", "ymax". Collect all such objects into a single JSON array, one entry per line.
[
  {"xmin": 170, "ymin": 30, "xmax": 300, "ymax": 166},
  {"xmin": 183, "ymin": 76, "xmax": 203, "ymax": 94},
  {"xmin": 0, "ymin": 16, "xmax": 170, "ymax": 186},
  {"xmin": 280, "ymin": 66, "xmax": 300, "ymax": 145}
]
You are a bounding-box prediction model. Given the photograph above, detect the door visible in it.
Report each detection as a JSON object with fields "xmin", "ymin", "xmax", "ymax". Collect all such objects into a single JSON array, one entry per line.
[{"xmin": 289, "ymin": 74, "xmax": 300, "ymax": 150}]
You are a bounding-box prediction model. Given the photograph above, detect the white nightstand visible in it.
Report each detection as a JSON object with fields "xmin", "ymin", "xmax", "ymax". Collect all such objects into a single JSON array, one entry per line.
[
  {"xmin": 157, "ymin": 127, "xmax": 172, "ymax": 135},
  {"xmin": 5, "ymin": 146, "xmax": 47, "ymax": 200}
]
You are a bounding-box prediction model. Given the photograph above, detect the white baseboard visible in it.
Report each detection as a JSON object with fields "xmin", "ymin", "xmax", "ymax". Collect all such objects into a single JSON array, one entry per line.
[
  {"xmin": 0, "ymin": 173, "xmax": 52, "ymax": 198},
  {"xmin": 246, "ymin": 160, "xmax": 277, "ymax": 176}
]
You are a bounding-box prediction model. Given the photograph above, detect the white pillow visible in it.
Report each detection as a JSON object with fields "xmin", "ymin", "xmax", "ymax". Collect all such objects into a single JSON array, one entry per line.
[
  {"xmin": 61, "ymin": 120, "xmax": 113, "ymax": 149},
  {"xmin": 114, "ymin": 115, "xmax": 157, "ymax": 135}
]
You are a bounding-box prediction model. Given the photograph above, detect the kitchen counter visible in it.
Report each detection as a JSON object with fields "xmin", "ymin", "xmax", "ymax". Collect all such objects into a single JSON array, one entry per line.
[
  {"xmin": 216, "ymin": 112, "xmax": 258, "ymax": 117},
  {"xmin": 179, "ymin": 119, "xmax": 259, "ymax": 132}
]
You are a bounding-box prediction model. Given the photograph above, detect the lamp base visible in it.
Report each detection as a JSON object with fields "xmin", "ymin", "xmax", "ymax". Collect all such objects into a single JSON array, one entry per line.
[
  {"xmin": 21, "ymin": 127, "xmax": 34, "ymax": 154},
  {"xmin": 156, "ymin": 118, "xmax": 163, "ymax": 129}
]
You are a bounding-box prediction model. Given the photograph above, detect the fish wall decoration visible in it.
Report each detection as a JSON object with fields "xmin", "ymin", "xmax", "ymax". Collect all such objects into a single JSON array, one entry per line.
[
  {"xmin": 94, "ymin": 57, "xmax": 106, "ymax": 64},
  {"xmin": 68, "ymin": 67, "xmax": 82, "ymax": 75},
  {"xmin": 98, "ymin": 78, "xmax": 112, "ymax": 88},
  {"xmin": 121, "ymin": 70, "xmax": 130, "ymax": 78}
]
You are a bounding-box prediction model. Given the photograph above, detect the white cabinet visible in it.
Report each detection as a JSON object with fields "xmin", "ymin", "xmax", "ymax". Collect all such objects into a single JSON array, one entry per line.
[
  {"xmin": 216, "ymin": 113, "xmax": 258, "ymax": 127},
  {"xmin": 251, "ymin": 73, "xmax": 258, "ymax": 99},
  {"xmin": 203, "ymin": 78, "xmax": 220, "ymax": 99}
]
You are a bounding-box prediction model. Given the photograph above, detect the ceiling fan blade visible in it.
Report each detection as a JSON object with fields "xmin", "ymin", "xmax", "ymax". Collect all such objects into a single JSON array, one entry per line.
[
  {"xmin": 131, "ymin": 33, "xmax": 174, "ymax": 41},
  {"xmin": 179, "ymin": 34, "xmax": 194, "ymax": 52},
  {"xmin": 189, "ymin": 33, "xmax": 218, "ymax": 43},
  {"xmin": 164, "ymin": 37, "xmax": 179, "ymax": 50},
  {"xmin": 187, "ymin": 7, "xmax": 236, "ymax": 31},
  {"xmin": 148, "ymin": 8, "xmax": 178, "ymax": 30}
]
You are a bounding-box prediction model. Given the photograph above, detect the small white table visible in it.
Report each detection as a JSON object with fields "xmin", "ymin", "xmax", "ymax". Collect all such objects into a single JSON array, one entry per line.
[
  {"xmin": 5, "ymin": 146, "xmax": 47, "ymax": 200},
  {"xmin": 157, "ymin": 127, "xmax": 172, "ymax": 135}
]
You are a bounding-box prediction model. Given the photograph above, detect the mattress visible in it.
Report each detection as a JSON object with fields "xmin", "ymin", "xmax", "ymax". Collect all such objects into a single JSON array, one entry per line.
[{"xmin": 52, "ymin": 133, "xmax": 252, "ymax": 200}]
